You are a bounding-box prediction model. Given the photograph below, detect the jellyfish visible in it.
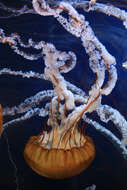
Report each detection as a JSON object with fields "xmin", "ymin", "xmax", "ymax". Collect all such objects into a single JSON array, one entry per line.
[
  {"xmin": 0, "ymin": 0, "xmax": 127, "ymax": 188},
  {"xmin": 23, "ymin": 43, "xmax": 96, "ymax": 179}
]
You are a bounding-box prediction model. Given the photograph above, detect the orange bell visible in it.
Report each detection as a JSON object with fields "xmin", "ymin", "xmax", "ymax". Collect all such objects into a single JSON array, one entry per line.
[{"xmin": 24, "ymin": 126, "xmax": 95, "ymax": 179}]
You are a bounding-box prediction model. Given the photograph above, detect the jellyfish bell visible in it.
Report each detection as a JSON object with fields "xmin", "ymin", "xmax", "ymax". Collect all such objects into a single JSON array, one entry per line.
[{"xmin": 24, "ymin": 122, "xmax": 95, "ymax": 179}]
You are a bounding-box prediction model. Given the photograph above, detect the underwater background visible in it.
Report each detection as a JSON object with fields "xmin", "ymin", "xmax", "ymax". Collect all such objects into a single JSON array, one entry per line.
[{"xmin": 0, "ymin": 0, "xmax": 127, "ymax": 189}]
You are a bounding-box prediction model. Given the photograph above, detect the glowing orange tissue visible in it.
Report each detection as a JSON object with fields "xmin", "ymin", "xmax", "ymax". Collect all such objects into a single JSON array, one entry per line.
[{"xmin": 24, "ymin": 124, "xmax": 95, "ymax": 179}]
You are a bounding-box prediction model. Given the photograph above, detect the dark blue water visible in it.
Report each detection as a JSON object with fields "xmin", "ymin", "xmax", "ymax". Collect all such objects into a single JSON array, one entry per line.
[{"xmin": 0, "ymin": 0, "xmax": 127, "ymax": 190}]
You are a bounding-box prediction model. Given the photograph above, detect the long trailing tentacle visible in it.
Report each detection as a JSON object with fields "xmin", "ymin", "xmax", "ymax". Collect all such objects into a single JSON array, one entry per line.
[{"xmin": 83, "ymin": 115, "xmax": 127, "ymax": 159}]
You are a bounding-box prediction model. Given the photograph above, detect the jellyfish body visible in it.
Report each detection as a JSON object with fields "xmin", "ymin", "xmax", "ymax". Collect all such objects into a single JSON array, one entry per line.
[
  {"xmin": 23, "ymin": 23, "xmax": 96, "ymax": 179},
  {"xmin": 24, "ymin": 126, "xmax": 95, "ymax": 179}
]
